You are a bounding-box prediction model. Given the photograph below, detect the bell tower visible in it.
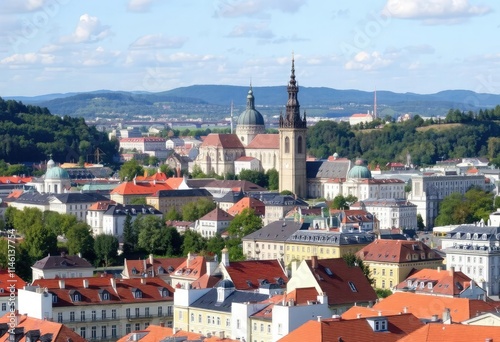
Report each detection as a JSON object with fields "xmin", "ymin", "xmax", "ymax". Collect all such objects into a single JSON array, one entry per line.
[{"xmin": 278, "ymin": 55, "xmax": 307, "ymax": 198}]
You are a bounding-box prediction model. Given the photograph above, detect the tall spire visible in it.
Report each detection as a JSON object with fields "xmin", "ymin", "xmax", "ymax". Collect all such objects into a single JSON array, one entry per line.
[
  {"xmin": 280, "ymin": 53, "xmax": 305, "ymax": 128},
  {"xmin": 246, "ymin": 83, "xmax": 255, "ymax": 110}
]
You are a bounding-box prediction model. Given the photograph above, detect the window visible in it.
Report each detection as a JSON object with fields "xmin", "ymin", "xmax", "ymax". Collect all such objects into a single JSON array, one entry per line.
[
  {"xmin": 135, "ymin": 308, "xmax": 140, "ymax": 318},
  {"xmin": 226, "ymin": 318, "xmax": 231, "ymax": 327},
  {"xmin": 1, "ymin": 303, "xmax": 5, "ymax": 311},
  {"xmin": 237, "ymin": 319, "xmax": 240, "ymax": 329},
  {"xmin": 102, "ymin": 310, "xmax": 106, "ymax": 319},
  {"xmin": 348, "ymin": 281, "xmax": 358, "ymax": 292},
  {"xmin": 80, "ymin": 311, "xmax": 86, "ymax": 321},
  {"xmin": 382, "ymin": 269, "xmax": 385, "ymax": 276},
  {"xmin": 135, "ymin": 323, "xmax": 140, "ymax": 331},
  {"xmin": 253, "ymin": 322, "xmax": 257, "ymax": 331},
  {"xmin": 389, "ymin": 270, "xmax": 393, "ymax": 276},
  {"xmin": 126, "ymin": 308, "xmax": 131, "ymax": 318},
  {"xmin": 297, "ymin": 136, "xmax": 303, "ymax": 154},
  {"xmin": 70, "ymin": 312, "xmax": 75, "ymax": 322},
  {"xmin": 101, "ymin": 326, "xmax": 107, "ymax": 338},
  {"xmin": 217, "ymin": 317, "xmax": 220, "ymax": 325},
  {"xmin": 285, "ymin": 137, "xmax": 290, "ymax": 153},
  {"xmin": 80, "ymin": 327, "xmax": 86, "ymax": 338},
  {"xmin": 111, "ymin": 325, "xmax": 117, "ymax": 338},
  {"xmin": 102, "ymin": 292, "xmax": 109, "ymax": 300},
  {"xmin": 111, "ymin": 309, "xmax": 116, "ymax": 319},
  {"xmin": 52, "ymin": 295, "xmax": 57, "ymax": 303},
  {"xmin": 91, "ymin": 326, "xmax": 96, "ymax": 339},
  {"xmin": 198, "ymin": 314, "xmax": 202, "ymax": 323},
  {"xmin": 260, "ymin": 323, "xmax": 264, "ymax": 332},
  {"xmin": 278, "ymin": 323, "xmax": 282, "ymax": 335},
  {"xmin": 268, "ymin": 324, "xmax": 271, "ymax": 333},
  {"xmin": 178, "ymin": 311, "xmax": 183, "ymax": 320},
  {"xmin": 91, "ymin": 310, "xmax": 96, "ymax": 321},
  {"xmin": 57, "ymin": 313, "xmax": 62, "ymax": 323},
  {"xmin": 126, "ymin": 324, "xmax": 131, "ymax": 334},
  {"xmin": 428, "ymin": 282, "xmax": 433, "ymax": 289},
  {"xmin": 158, "ymin": 307, "xmax": 163, "ymax": 317},
  {"xmin": 191, "ymin": 313, "xmax": 195, "ymax": 322},
  {"xmin": 144, "ymin": 307, "xmax": 149, "ymax": 317},
  {"xmin": 207, "ymin": 316, "xmax": 212, "ymax": 324}
]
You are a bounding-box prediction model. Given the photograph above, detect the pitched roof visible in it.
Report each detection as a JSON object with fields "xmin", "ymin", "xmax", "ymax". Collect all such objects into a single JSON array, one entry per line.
[
  {"xmin": 124, "ymin": 256, "xmax": 185, "ymax": 278},
  {"xmin": 110, "ymin": 181, "xmax": 172, "ymax": 195},
  {"xmin": 0, "ymin": 176, "xmax": 32, "ymax": 184},
  {"xmin": 0, "ymin": 270, "xmax": 26, "ymax": 297},
  {"xmin": 223, "ymin": 260, "xmax": 288, "ymax": 291},
  {"xmin": 200, "ymin": 134, "xmax": 244, "ymax": 149},
  {"xmin": 32, "ymin": 253, "xmax": 93, "ymax": 270},
  {"xmin": 88, "ymin": 200, "xmax": 116, "ymax": 210},
  {"xmin": 366, "ymin": 292, "xmax": 500, "ymax": 323},
  {"xmin": 152, "ymin": 188, "xmax": 212, "ymax": 198},
  {"xmin": 227, "ymin": 197, "xmax": 265, "ymax": 216},
  {"xmin": 134, "ymin": 171, "xmax": 168, "ymax": 182},
  {"xmin": 165, "ymin": 177, "xmax": 185, "ymax": 189},
  {"xmin": 32, "ymin": 276, "xmax": 175, "ymax": 307},
  {"xmin": 301, "ymin": 257, "xmax": 378, "ymax": 306},
  {"xmin": 277, "ymin": 313, "xmax": 424, "ymax": 342},
  {"xmin": 189, "ymin": 287, "xmax": 269, "ymax": 313},
  {"xmin": 395, "ymin": 268, "xmax": 475, "ymax": 296},
  {"xmin": 50, "ymin": 192, "xmax": 109, "ymax": 204},
  {"xmin": 204, "ymin": 180, "xmax": 265, "ymax": 192},
  {"xmin": 117, "ymin": 325, "xmax": 206, "ymax": 342},
  {"xmin": 0, "ymin": 313, "xmax": 86, "ymax": 342},
  {"xmin": 171, "ymin": 255, "xmax": 207, "ymax": 282},
  {"xmin": 199, "ymin": 208, "xmax": 234, "ymax": 222},
  {"xmin": 398, "ymin": 323, "xmax": 500, "ymax": 342},
  {"xmin": 243, "ymin": 220, "xmax": 310, "ymax": 242},
  {"xmin": 306, "ymin": 159, "xmax": 351, "ymax": 179},
  {"xmin": 246, "ymin": 134, "xmax": 279, "ymax": 149},
  {"xmin": 356, "ymin": 240, "xmax": 443, "ymax": 263}
]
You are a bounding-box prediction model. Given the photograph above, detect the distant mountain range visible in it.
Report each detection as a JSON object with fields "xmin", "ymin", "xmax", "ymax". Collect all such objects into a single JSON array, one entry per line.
[{"xmin": 5, "ymin": 86, "xmax": 500, "ymax": 119}]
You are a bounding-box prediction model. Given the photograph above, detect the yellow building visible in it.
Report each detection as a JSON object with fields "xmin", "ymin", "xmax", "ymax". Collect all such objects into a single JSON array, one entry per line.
[
  {"xmin": 146, "ymin": 188, "xmax": 213, "ymax": 214},
  {"xmin": 356, "ymin": 240, "xmax": 444, "ymax": 290}
]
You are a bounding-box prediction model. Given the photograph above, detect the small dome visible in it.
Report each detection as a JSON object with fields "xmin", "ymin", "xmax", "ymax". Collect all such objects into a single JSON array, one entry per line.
[
  {"xmin": 237, "ymin": 88, "xmax": 265, "ymax": 126},
  {"xmin": 216, "ymin": 279, "xmax": 235, "ymax": 289},
  {"xmin": 348, "ymin": 159, "xmax": 372, "ymax": 179},
  {"xmin": 47, "ymin": 159, "xmax": 55, "ymax": 169},
  {"xmin": 45, "ymin": 166, "xmax": 70, "ymax": 180}
]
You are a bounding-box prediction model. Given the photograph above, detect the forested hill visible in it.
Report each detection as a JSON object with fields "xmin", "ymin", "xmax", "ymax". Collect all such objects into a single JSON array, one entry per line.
[
  {"xmin": 307, "ymin": 107, "xmax": 500, "ymax": 167},
  {"xmin": 0, "ymin": 97, "xmax": 117, "ymax": 164}
]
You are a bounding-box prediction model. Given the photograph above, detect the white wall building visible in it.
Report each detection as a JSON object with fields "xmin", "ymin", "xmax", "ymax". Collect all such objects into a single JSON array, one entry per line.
[{"xmin": 351, "ymin": 198, "xmax": 418, "ymax": 230}]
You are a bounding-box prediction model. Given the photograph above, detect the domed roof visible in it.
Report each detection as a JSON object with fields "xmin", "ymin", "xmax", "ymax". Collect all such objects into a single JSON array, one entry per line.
[
  {"xmin": 216, "ymin": 279, "xmax": 235, "ymax": 289},
  {"xmin": 347, "ymin": 159, "xmax": 372, "ymax": 179},
  {"xmin": 237, "ymin": 88, "xmax": 265, "ymax": 126},
  {"xmin": 45, "ymin": 160, "xmax": 70, "ymax": 180}
]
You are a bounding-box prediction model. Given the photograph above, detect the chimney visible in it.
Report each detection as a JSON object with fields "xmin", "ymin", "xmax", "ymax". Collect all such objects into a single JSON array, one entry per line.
[
  {"xmin": 442, "ymin": 308, "xmax": 451, "ymax": 324},
  {"xmin": 448, "ymin": 266, "xmax": 454, "ymax": 276},
  {"xmin": 77, "ymin": 252, "xmax": 82, "ymax": 258},
  {"xmin": 149, "ymin": 254, "xmax": 154, "ymax": 265},
  {"xmin": 221, "ymin": 247, "xmax": 229, "ymax": 267},
  {"xmin": 437, "ymin": 266, "xmax": 441, "ymax": 272},
  {"xmin": 159, "ymin": 322, "xmax": 165, "ymax": 327},
  {"xmin": 187, "ymin": 252, "xmax": 192, "ymax": 268},
  {"xmin": 311, "ymin": 255, "xmax": 318, "ymax": 269},
  {"xmin": 58, "ymin": 279, "xmax": 65, "ymax": 289},
  {"xmin": 357, "ymin": 313, "xmax": 362, "ymax": 319},
  {"xmin": 83, "ymin": 279, "xmax": 89, "ymax": 289},
  {"xmin": 403, "ymin": 306, "xmax": 408, "ymax": 313},
  {"xmin": 110, "ymin": 278, "xmax": 116, "ymax": 290},
  {"xmin": 141, "ymin": 278, "xmax": 146, "ymax": 285},
  {"xmin": 317, "ymin": 316, "xmax": 322, "ymax": 322}
]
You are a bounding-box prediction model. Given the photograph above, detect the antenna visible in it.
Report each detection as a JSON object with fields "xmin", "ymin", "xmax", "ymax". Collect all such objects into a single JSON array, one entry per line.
[{"xmin": 230, "ymin": 100, "xmax": 234, "ymax": 134}]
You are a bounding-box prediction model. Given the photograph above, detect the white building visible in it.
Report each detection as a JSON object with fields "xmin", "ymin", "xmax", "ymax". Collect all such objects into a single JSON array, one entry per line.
[
  {"xmin": 119, "ymin": 137, "xmax": 167, "ymax": 154},
  {"xmin": 234, "ymin": 156, "xmax": 260, "ymax": 175},
  {"xmin": 442, "ymin": 225, "xmax": 500, "ymax": 296},
  {"xmin": 407, "ymin": 172, "xmax": 488, "ymax": 228},
  {"xmin": 193, "ymin": 208, "xmax": 234, "ymax": 238},
  {"xmin": 351, "ymin": 198, "xmax": 418, "ymax": 230},
  {"xmin": 27, "ymin": 158, "xmax": 71, "ymax": 194},
  {"xmin": 31, "ymin": 253, "xmax": 94, "ymax": 280},
  {"xmin": 349, "ymin": 112, "xmax": 374, "ymax": 126}
]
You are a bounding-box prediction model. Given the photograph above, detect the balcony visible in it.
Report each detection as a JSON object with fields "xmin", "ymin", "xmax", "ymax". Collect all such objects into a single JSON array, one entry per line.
[{"xmin": 60, "ymin": 313, "xmax": 170, "ymax": 324}]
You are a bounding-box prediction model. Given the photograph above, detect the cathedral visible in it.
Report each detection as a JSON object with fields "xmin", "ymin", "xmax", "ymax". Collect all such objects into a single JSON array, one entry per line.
[{"xmin": 192, "ymin": 57, "xmax": 308, "ymax": 198}]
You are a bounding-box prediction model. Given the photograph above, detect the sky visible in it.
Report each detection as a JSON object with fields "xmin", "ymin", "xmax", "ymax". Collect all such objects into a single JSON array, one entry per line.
[{"xmin": 1, "ymin": 0, "xmax": 500, "ymax": 97}]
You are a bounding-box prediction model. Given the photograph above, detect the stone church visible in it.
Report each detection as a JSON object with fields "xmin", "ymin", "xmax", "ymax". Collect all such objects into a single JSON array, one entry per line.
[{"xmin": 192, "ymin": 57, "xmax": 308, "ymax": 198}]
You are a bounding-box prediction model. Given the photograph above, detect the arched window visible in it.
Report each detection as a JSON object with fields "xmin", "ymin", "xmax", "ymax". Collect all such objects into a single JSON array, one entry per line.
[
  {"xmin": 297, "ymin": 136, "xmax": 303, "ymax": 154},
  {"xmin": 285, "ymin": 137, "xmax": 290, "ymax": 153}
]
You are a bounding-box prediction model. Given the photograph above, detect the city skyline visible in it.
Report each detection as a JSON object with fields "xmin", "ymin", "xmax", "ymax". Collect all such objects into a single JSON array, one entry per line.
[{"xmin": 1, "ymin": 0, "xmax": 499, "ymax": 97}]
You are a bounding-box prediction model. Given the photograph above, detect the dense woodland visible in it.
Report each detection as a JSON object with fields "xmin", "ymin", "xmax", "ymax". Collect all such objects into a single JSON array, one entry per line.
[{"xmin": 0, "ymin": 97, "xmax": 118, "ymax": 165}]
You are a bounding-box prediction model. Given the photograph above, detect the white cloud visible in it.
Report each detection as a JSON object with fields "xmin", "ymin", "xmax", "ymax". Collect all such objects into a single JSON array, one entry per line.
[
  {"xmin": 214, "ymin": 0, "xmax": 306, "ymax": 18},
  {"xmin": 1, "ymin": 0, "xmax": 55, "ymax": 12},
  {"xmin": 344, "ymin": 51, "xmax": 394, "ymax": 71},
  {"xmin": 129, "ymin": 34, "xmax": 187, "ymax": 50},
  {"xmin": 384, "ymin": 0, "xmax": 491, "ymax": 23},
  {"xmin": 127, "ymin": 0, "xmax": 155, "ymax": 12},
  {"xmin": 227, "ymin": 22, "xmax": 274, "ymax": 38},
  {"xmin": 1, "ymin": 52, "xmax": 56, "ymax": 66},
  {"xmin": 59, "ymin": 14, "xmax": 111, "ymax": 44}
]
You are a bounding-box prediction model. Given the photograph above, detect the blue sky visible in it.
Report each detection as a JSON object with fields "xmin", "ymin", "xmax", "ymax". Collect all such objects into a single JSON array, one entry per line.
[{"xmin": 1, "ymin": 0, "xmax": 499, "ymax": 96}]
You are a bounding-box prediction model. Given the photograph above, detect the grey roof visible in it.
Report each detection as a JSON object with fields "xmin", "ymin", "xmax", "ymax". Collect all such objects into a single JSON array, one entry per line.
[
  {"xmin": 306, "ymin": 160, "xmax": 351, "ymax": 179},
  {"xmin": 287, "ymin": 230, "xmax": 375, "ymax": 246},
  {"xmin": 154, "ymin": 189, "xmax": 212, "ymax": 198},
  {"xmin": 184, "ymin": 178, "xmax": 217, "ymax": 189},
  {"xmin": 249, "ymin": 193, "xmax": 308, "ymax": 207},
  {"xmin": 445, "ymin": 225, "xmax": 500, "ymax": 241},
  {"xmin": 51, "ymin": 192, "xmax": 109, "ymax": 204},
  {"xmin": 189, "ymin": 288, "xmax": 269, "ymax": 313},
  {"xmin": 33, "ymin": 253, "xmax": 93, "ymax": 270},
  {"xmin": 214, "ymin": 189, "xmax": 245, "ymax": 204},
  {"xmin": 243, "ymin": 220, "xmax": 310, "ymax": 242},
  {"xmin": 104, "ymin": 204, "xmax": 162, "ymax": 216},
  {"xmin": 13, "ymin": 192, "xmax": 51, "ymax": 205},
  {"xmin": 204, "ymin": 180, "xmax": 265, "ymax": 193}
]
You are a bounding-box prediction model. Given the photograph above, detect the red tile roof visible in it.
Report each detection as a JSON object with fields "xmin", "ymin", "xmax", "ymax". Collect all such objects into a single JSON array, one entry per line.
[
  {"xmin": 0, "ymin": 176, "xmax": 32, "ymax": 184},
  {"xmin": 365, "ymin": 292, "xmax": 500, "ymax": 323},
  {"xmin": 227, "ymin": 197, "xmax": 265, "ymax": 217},
  {"xmin": 0, "ymin": 270, "xmax": 26, "ymax": 298},
  {"xmin": 0, "ymin": 313, "xmax": 86, "ymax": 342},
  {"xmin": 396, "ymin": 268, "xmax": 475, "ymax": 296},
  {"xmin": 277, "ymin": 313, "xmax": 424, "ymax": 342},
  {"xmin": 111, "ymin": 181, "xmax": 172, "ymax": 195},
  {"xmin": 124, "ymin": 256, "xmax": 185, "ymax": 278},
  {"xmin": 302, "ymin": 257, "xmax": 378, "ymax": 306},
  {"xmin": 200, "ymin": 134, "xmax": 244, "ymax": 149},
  {"xmin": 135, "ymin": 171, "xmax": 169, "ymax": 182},
  {"xmin": 398, "ymin": 323, "xmax": 500, "ymax": 342},
  {"xmin": 246, "ymin": 134, "xmax": 279, "ymax": 149},
  {"xmin": 165, "ymin": 177, "xmax": 185, "ymax": 189},
  {"xmin": 199, "ymin": 208, "xmax": 234, "ymax": 222},
  {"xmin": 356, "ymin": 240, "xmax": 443, "ymax": 264},
  {"xmin": 223, "ymin": 260, "xmax": 288, "ymax": 291},
  {"xmin": 171, "ymin": 255, "xmax": 207, "ymax": 281},
  {"xmin": 117, "ymin": 325, "xmax": 239, "ymax": 342},
  {"xmin": 235, "ymin": 156, "xmax": 257, "ymax": 162},
  {"xmin": 88, "ymin": 200, "xmax": 116, "ymax": 210},
  {"xmin": 32, "ymin": 276, "xmax": 175, "ymax": 307}
]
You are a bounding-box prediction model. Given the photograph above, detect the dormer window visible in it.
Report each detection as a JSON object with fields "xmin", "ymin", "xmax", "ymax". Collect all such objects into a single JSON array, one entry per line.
[
  {"xmin": 420, "ymin": 282, "xmax": 425, "ymax": 288},
  {"xmin": 133, "ymin": 289, "xmax": 142, "ymax": 299},
  {"xmin": 348, "ymin": 281, "xmax": 358, "ymax": 292},
  {"xmin": 52, "ymin": 294, "xmax": 58, "ymax": 303},
  {"xmin": 482, "ymin": 234, "xmax": 487, "ymax": 240},
  {"xmin": 158, "ymin": 266, "xmax": 165, "ymax": 274},
  {"xmin": 132, "ymin": 267, "xmax": 138, "ymax": 275},
  {"xmin": 427, "ymin": 282, "xmax": 433, "ymax": 289},
  {"xmin": 69, "ymin": 291, "xmax": 81, "ymax": 302},
  {"xmin": 407, "ymin": 280, "xmax": 412, "ymax": 287},
  {"xmin": 466, "ymin": 233, "xmax": 471, "ymax": 239}
]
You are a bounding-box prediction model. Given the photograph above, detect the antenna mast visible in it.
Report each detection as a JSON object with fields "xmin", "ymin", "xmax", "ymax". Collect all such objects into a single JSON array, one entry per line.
[{"xmin": 230, "ymin": 100, "xmax": 234, "ymax": 134}]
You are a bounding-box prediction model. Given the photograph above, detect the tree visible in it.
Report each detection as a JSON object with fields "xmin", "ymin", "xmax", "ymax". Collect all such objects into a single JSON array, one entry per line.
[
  {"xmin": 165, "ymin": 207, "xmax": 182, "ymax": 221},
  {"xmin": 227, "ymin": 208, "xmax": 263, "ymax": 239},
  {"xmin": 342, "ymin": 252, "xmax": 374, "ymax": 285},
  {"xmin": 129, "ymin": 197, "xmax": 147, "ymax": 205},
  {"xmin": 206, "ymin": 233, "xmax": 226, "ymax": 260},
  {"xmin": 43, "ymin": 211, "xmax": 78, "ymax": 236},
  {"xmin": 417, "ymin": 213, "xmax": 425, "ymax": 231},
  {"xmin": 434, "ymin": 192, "xmax": 466, "ymax": 226},
  {"xmin": 122, "ymin": 214, "xmax": 136, "ymax": 255},
  {"xmin": 66, "ymin": 222, "xmax": 95, "ymax": 262},
  {"xmin": 266, "ymin": 168, "xmax": 279, "ymax": 190},
  {"xmin": 23, "ymin": 224, "xmax": 57, "ymax": 261},
  {"xmin": 136, "ymin": 216, "xmax": 182, "ymax": 256},
  {"xmin": 181, "ymin": 230, "xmax": 207, "ymax": 255},
  {"xmin": 94, "ymin": 234, "xmax": 119, "ymax": 267},
  {"xmin": 238, "ymin": 169, "xmax": 268, "ymax": 188},
  {"xmin": 13, "ymin": 207, "xmax": 43, "ymax": 235},
  {"xmin": 191, "ymin": 164, "xmax": 206, "ymax": 178},
  {"xmin": 181, "ymin": 198, "xmax": 216, "ymax": 222},
  {"xmin": 119, "ymin": 159, "xmax": 144, "ymax": 181}
]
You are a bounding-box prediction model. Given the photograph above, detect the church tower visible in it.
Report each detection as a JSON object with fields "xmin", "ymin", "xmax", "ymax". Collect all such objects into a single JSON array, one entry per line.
[{"xmin": 279, "ymin": 55, "xmax": 307, "ymax": 198}]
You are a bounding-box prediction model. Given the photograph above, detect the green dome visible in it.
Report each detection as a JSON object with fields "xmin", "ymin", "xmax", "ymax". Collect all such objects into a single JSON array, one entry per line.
[
  {"xmin": 45, "ymin": 161, "xmax": 70, "ymax": 180},
  {"xmin": 237, "ymin": 88, "xmax": 265, "ymax": 126},
  {"xmin": 348, "ymin": 159, "xmax": 372, "ymax": 179}
]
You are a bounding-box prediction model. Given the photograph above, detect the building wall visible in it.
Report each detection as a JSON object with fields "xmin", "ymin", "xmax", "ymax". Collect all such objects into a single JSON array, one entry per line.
[{"xmin": 279, "ymin": 128, "xmax": 307, "ymax": 198}]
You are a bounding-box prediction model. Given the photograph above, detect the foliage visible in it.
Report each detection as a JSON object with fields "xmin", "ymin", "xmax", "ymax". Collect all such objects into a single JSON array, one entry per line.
[
  {"xmin": 206, "ymin": 234, "xmax": 226, "ymax": 260},
  {"xmin": 238, "ymin": 169, "xmax": 268, "ymax": 188},
  {"xmin": 266, "ymin": 168, "xmax": 279, "ymax": 190},
  {"xmin": 65, "ymin": 222, "xmax": 95, "ymax": 262},
  {"xmin": 129, "ymin": 197, "xmax": 147, "ymax": 205},
  {"xmin": 122, "ymin": 214, "xmax": 136, "ymax": 255},
  {"xmin": 23, "ymin": 224, "xmax": 58, "ymax": 261},
  {"xmin": 417, "ymin": 213, "xmax": 425, "ymax": 231},
  {"xmin": 227, "ymin": 208, "xmax": 263, "ymax": 239},
  {"xmin": 43, "ymin": 210, "xmax": 77, "ymax": 236},
  {"xmin": 342, "ymin": 252, "xmax": 374, "ymax": 285},
  {"xmin": 190, "ymin": 164, "xmax": 206, "ymax": 179},
  {"xmin": 330, "ymin": 195, "xmax": 358, "ymax": 209},
  {"xmin": 226, "ymin": 237, "xmax": 245, "ymax": 261},
  {"xmin": 280, "ymin": 190, "xmax": 294, "ymax": 196},
  {"xmin": 165, "ymin": 207, "xmax": 182, "ymax": 221},
  {"xmin": 181, "ymin": 230, "xmax": 207, "ymax": 255},
  {"xmin": 94, "ymin": 234, "xmax": 119, "ymax": 267},
  {"xmin": 136, "ymin": 215, "xmax": 182, "ymax": 256},
  {"xmin": 119, "ymin": 159, "xmax": 144, "ymax": 181},
  {"xmin": 434, "ymin": 187, "xmax": 494, "ymax": 226},
  {"xmin": 181, "ymin": 198, "xmax": 216, "ymax": 222},
  {"xmin": 375, "ymin": 288, "xmax": 392, "ymax": 298}
]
